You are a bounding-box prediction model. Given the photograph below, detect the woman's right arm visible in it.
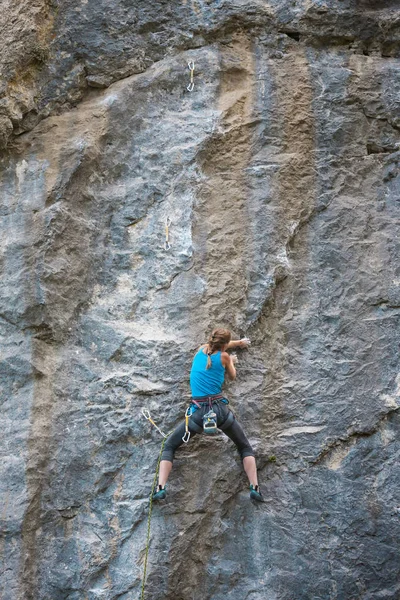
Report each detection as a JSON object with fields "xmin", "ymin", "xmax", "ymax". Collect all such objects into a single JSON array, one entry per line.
[
  {"xmin": 221, "ymin": 352, "xmax": 236, "ymax": 380},
  {"xmin": 227, "ymin": 338, "xmax": 250, "ymax": 349}
]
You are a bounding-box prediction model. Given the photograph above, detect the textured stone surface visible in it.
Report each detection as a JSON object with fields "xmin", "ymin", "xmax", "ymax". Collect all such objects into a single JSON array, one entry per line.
[{"xmin": 1, "ymin": 2, "xmax": 400, "ymax": 599}]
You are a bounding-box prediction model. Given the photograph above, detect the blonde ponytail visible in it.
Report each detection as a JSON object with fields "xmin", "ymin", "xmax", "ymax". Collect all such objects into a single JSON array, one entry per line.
[
  {"xmin": 206, "ymin": 349, "xmax": 212, "ymax": 370},
  {"xmin": 205, "ymin": 328, "xmax": 231, "ymax": 370}
]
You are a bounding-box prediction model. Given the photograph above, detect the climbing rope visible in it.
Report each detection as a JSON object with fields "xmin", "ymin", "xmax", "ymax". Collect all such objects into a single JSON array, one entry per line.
[
  {"xmin": 187, "ymin": 61, "xmax": 195, "ymax": 92},
  {"xmin": 140, "ymin": 434, "xmax": 168, "ymax": 600},
  {"xmin": 140, "ymin": 410, "xmax": 173, "ymax": 600}
]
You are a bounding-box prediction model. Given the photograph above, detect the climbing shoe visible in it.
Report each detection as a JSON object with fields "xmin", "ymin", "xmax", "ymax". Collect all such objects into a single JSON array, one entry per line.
[
  {"xmin": 152, "ymin": 485, "xmax": 166, "ymax": 501},
  {"xmin": 249, "ymin": 484, "xmax": 263, "ymax": 502}
]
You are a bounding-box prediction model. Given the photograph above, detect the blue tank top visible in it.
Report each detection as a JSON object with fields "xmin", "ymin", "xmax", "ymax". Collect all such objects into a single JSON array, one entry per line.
[{"xmin": 190, "ymin": 349, "xmax": 225, "ymax": 397}]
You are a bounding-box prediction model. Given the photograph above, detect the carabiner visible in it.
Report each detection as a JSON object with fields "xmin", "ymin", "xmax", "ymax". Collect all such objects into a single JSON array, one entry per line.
[
  {"xmin": 141, "ymin": 408, "xmax": 151, "ymax": 420},
  {"xmin": 182, "ymin": 430, "xmax": 191, "ymax": 443}
]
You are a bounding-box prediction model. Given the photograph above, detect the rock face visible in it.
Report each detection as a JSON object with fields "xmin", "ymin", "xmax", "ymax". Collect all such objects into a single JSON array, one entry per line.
[{"xmin": 1, "ymin": 2, "xmax": 400, "ymax": 599}]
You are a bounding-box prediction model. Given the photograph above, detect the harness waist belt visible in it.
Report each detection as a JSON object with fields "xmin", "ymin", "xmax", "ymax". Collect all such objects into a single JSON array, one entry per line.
[{"xmin": 191, "ymin": 394, "xmax": 225, "ymax": 403}]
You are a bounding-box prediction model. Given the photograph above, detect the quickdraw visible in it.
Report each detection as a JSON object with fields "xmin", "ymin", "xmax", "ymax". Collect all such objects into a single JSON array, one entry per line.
[
  {"xmin": 164, "ymin": 217, "xmax": 171, "ymax": 251},
  {"xmin": 141, "ymin": 408, "xmax": 168, "ymax": 438},
  {"xmin": 182, "ymin": 406, "xmax": 191, "ymax": 443},
  {"xmin": 187, "ymin": 61, "xmax": 195, "ymax": 92}
]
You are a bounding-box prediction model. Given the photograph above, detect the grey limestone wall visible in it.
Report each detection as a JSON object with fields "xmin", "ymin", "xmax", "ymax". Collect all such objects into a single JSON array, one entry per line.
[{"xmin": 1, "ymin": 2, "xmax": 400, "ymax": 599}]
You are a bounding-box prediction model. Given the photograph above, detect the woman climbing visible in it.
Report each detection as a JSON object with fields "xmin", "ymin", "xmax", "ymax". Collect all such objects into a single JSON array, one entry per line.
[{"xmin": 153, "ymin": 328, "xmax": 263, "ymax": 502}]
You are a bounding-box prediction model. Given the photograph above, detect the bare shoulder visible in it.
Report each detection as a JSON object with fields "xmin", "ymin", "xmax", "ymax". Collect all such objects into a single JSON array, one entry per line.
[{"xmin": 220, "ymin": 351, "xmax": 231, "ymax": 365}]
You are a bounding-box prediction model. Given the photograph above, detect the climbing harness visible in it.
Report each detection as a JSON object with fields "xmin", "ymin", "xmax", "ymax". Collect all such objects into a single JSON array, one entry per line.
[
  {"xmin": 164, "ymin": 217, "xmax": 171, "ymax": 250},
  {"xmin": 182, "ymin": 406, "xmax": 191, "ymax": 443},
  {"xmin": 182, "ymin": 394, "xmax": 227, "ymax": 442},
  {"xmin": 187, "ymin": 61, "xmax": 195, "ymax": 92},
  {"xmin": 140, "ymin": 410, "xmax": 173, "ymax": 600},
  {"xmin": 191, "ymin": 396, "xmax": 223, "ymax": 435}
]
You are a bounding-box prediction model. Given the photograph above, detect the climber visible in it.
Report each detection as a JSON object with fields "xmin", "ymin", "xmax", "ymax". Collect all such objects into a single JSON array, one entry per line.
[{"xmin": 153, "ymin": 328, "xmax": 263, "ymax": 502}]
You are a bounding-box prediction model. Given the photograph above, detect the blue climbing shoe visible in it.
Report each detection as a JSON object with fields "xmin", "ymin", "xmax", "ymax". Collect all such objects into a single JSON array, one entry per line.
[
  {"xmin": 249, "ymin": 484, "xmax": 263, "ymax": 502},
  {"xmin": 152, "ymin": 485, "xmax": 166, "ymax": 501}
]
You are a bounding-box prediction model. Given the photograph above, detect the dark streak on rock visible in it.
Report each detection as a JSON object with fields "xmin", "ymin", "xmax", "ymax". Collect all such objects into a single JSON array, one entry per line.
[{"xmin": 311, "ymin": 407, "xmax": 400, "ymax": 467}]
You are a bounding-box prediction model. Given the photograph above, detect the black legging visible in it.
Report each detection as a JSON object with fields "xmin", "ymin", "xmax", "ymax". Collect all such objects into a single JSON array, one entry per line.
[{"xmin": 161, "ymin": 400, "xmax": 255, "ymax": 462}]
